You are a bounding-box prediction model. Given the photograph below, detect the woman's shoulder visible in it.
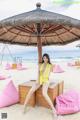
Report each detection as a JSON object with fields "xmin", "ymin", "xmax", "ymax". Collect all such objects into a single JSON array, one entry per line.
[
  {"xmin": 48, "ymin": 63, "xmax": 53, "ymax": 66},
  {"xmin": 49, "ymin": 64, "xmax": 54, "ymax": 72},
  {"xmin": 52, "ymin": 64, "xmax": 55, "ymax": 68},
  {"xmin": 49, "ymin": 63, "xmax": 55, "ymax": 69}
]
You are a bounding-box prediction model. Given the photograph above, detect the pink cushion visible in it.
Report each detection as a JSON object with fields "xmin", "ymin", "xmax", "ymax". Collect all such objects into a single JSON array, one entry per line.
[
  {"xmin": 53, "ymin": 65, "xmax": 64, "ymax": 73},
  {"xmin": 0, "ymin": 80, "xmax": 19, "ymax": 108},
  {"xmin": 56, "ymin": 90, "xmax": 80, "ymax": 115},
  {"xmin": 5, "ymin": 63, "xmax": 12, "ymax": 70},
  {"xmin": 67, "ymin": 62, "xmax": 75, "ymax": 67},
  {"xmin": 0, "ymin": 75, "xmax": 11, "ymax": 80},
  {"xmin": 17, "ymin": 63, "xmax": 22, "ymax": 68},
  {"xmin": 17, "ymin": 63, "xmax": 27, "ymax": 70},
  {"xmin": 0, "ymin": 75, "xmax": 6, "ymax": 80},
  {"xmin": 5, "ymin": 63, "xmax": 27, "ymax": 70}
]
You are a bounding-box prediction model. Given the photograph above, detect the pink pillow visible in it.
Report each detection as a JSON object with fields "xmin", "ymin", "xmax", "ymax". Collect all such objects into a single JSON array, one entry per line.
[
  {"xmin": 56, "ymin": 90, "xmax": 80, "ymax": 115},
  {"xmin": 0, "ymin": 80, "xmax": 19, "ymax": 108},
  {"xmin": 0, "ymin": 76, "xmax": 6, "ymax": 80},
  {"xmin": 53, "ymin": 65, "xmax": 64, "ymax": 73},
  {"xmin": 67, "ymin": 62, "xmax": 75, "ymax": 67},
  {"xmin": 17, "ymin": 63, "xmax": 22, "ymax": 68},
  {"xmin": 17, "ymin": 63, "xmax": 27, "ymax": 70},
  {"xmin": 5, "ymin": 63, "xmax": 12, "ymax": 70}
]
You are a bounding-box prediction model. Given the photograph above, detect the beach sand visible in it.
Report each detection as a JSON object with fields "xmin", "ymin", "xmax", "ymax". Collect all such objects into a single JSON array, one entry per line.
[{"xmin": 0, "ymin": 61, "xmax": 80, "ymax": 120}]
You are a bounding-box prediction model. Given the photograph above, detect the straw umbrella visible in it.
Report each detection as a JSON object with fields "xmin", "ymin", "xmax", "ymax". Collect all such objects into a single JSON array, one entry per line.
[{"xmin": 0, "ymin": 3, "xmax": 80, "ymax": 63}]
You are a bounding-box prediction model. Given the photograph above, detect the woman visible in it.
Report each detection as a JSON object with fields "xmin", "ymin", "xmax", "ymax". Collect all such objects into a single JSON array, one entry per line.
[{"xmin": 23, "ymin": 53, "xmax": 58, "ymax": 119}]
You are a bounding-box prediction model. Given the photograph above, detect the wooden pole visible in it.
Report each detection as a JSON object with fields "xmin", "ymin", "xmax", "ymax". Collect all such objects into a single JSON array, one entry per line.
[
  {"xmin": 37, "ymin": 23, "xmax": 42, "ymax": 63},
  {"xmin": 37, "ymin": 36, "xmax": 42, "ymax": 63}
]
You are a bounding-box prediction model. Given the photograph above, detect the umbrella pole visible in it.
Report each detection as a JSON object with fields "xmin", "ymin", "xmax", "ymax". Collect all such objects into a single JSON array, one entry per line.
[
  {"xmin": 37, "ymin": 35, "xmax": 42, "ymax": 63},
  {"xmin": 37, "ymin": 23, "xmax": 42, "ymax": 63}
]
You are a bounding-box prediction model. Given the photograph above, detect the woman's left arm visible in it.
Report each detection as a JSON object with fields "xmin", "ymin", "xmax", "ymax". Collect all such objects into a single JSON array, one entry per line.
[{"xmin": 50, "ymin": 64, "xmax": 53, "ymax": 72}]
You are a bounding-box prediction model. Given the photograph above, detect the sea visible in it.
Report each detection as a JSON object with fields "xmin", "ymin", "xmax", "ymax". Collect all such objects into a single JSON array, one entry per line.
[{"xmin": 0, "ymin": 49, "xmax": 80, "ymax": 63}]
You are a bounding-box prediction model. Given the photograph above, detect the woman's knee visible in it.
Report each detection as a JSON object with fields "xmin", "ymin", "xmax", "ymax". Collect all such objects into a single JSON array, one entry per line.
[
  {"xmin": 42, "ymin": 83, "xmax": 49, "ymax": 97},
  {"xmin": 42, "ymin": 88, "xmax": 47, "ymax": 97}
]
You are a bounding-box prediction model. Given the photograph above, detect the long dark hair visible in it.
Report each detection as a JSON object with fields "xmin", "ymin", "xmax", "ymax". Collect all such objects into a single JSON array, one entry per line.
[{"xmin": 42, "ymin": 53, "xmax": 51, "ymax": 64}]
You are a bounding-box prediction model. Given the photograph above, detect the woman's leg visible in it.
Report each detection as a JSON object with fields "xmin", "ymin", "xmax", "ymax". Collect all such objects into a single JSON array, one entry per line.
[
  {"xmin": 42, "ymin": 82, "xmax": 57, "ymax": 118},
  {"xmin": 23, "ymin": 82, "xmax": 40, "ymax": 113}
]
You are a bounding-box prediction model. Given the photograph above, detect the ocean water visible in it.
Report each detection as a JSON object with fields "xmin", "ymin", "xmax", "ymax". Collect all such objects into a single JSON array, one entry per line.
[{"xmin": 0, "ymin": 49, "xmax": 80, "ymax": 63}]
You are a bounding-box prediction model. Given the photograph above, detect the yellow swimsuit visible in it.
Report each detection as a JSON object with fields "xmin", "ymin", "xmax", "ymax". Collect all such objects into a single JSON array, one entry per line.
[{"xmin": 39, "ymin": 63, "xmax": 52, "ymax": 85}]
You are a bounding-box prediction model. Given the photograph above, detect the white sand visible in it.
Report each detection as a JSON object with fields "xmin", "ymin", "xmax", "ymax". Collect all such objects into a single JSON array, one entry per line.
[{"xmin": 0, "ymin": 61, "xmax": 80, "ymax": 120}]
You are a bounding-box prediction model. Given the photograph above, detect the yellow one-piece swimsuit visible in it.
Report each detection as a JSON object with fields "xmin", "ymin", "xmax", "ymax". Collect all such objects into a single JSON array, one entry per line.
[{"xmin": 39, "ymin": 63, "xmax": 52, "ymax": 85}]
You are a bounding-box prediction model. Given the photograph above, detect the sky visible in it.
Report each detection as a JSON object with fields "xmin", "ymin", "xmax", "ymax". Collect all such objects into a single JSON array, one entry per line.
[
  {"xmin": 0, "ymin": 0, "xmax": 80, "ymax": 53},
  {"xmin": 0, "ymin": 0, "xmax": 80, "ymax": 20}
]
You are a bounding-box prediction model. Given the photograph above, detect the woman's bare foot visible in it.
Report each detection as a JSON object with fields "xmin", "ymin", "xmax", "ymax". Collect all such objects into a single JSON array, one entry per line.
[
  {"xmin": 52, "ymin": 109, "xmax": 58, "ymax": 120},
  {"xmin": 52, "ymin": 109, "xmax": 64, "ymax": 120}
]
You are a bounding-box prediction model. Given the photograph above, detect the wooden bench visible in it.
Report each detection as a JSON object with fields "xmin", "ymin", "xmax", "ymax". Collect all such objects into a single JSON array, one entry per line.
[
  {"xmin": 19, "ymin": 80, "xmax": 64, "ymax": 108},
  {"xmin": 36, "ymin": 82, "xmax": 58, "ymax": 108},
  {"xmin": 58, "ymin": 80, "xmax": 64, "ymax": 95},
  {"xmin": 19, "ymin": 81, "xmax": 36, "ymax": 107},
  {"xmin": 12, "ymin": 63, "xmax": 17, "ymax": 69}
]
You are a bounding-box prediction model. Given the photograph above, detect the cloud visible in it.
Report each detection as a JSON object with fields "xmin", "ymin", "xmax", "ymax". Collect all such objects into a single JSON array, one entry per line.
[
  {"xmin": 0, "ymin": 0, "xmax": 80, "ymax": 19},
  {"xmin": 43, "ymin": 41, "xmax": 80, "ymax": 51},
  {"xmin": 61, "ymin": 1, "xmax": 80, "ymax": 20},
  {"xmin": 0, "ymin": 43, "xmax": 37, "ymax": 54},
  {"xmin": 0, "ymin": 40, "xmax": 79, "ymax": 55},
  {"xmin": 52, "ymin": 0, "xmax": 74, "ymax": 7},
  {"xmin": 0, "ymin": 0, "xmax": 53, "ymax": 20}
]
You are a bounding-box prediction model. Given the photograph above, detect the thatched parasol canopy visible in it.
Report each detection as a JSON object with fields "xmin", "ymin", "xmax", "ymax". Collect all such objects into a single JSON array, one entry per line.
[{"xmin": 0, "ymin": 3, "xmax": 80, "ymax": 62}]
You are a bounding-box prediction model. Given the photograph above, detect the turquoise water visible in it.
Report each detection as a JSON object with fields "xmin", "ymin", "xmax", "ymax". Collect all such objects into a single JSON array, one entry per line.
[{"xmin": 0, "ymin": 49, "xmax": 80, "ymax": 63}]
